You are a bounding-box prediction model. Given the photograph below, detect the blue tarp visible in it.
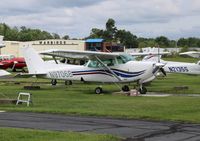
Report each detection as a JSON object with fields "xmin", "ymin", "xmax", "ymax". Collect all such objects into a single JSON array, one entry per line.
[{"xmin": 85, "ymin": 38, "xmax": 104, "ymax": 43}]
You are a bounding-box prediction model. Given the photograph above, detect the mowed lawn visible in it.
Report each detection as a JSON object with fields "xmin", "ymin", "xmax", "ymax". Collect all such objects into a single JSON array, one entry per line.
[
  {"xmin": 0, "ymin": 128, "xmax": 119, "ymax": 141},
  {"xmin": 0, "ymin": 72, "xmax": 200, "ymax": 123}
]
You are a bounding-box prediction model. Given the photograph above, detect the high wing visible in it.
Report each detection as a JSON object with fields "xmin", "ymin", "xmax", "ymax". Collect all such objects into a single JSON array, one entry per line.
[
  {"xmin": 130, "ymin": 52, "xmax": 169, "ymax": 56},
  {"xmin": 40, "ymin": 49, "xmax": 122, "ymax": 81},
  {"xmin": 180, "ymin": 51, "xmax": 200, "ymax": 58},
  {"xmin": 40, "ymin": 49, "xmax": 120, "ymax": 60}
]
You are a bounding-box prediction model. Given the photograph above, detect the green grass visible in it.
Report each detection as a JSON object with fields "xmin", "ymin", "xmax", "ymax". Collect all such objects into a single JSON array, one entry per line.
[
  {"xmin": 0, "ymin": 55, "xmax": 200, "ymax": 123},
  {"xmin": 0, "ymin": 128, "xmax": 119, "ymax": 141},
  {"xmin": 0, "ymin": 74, "xmax": 200, "ymax": 123},
  {"xmin": 148, "ymin": 73, "xmax": 200, "ymax": 94},
  {"xmin": 163, "ymin": 56, "xmax": 199, "ymax": 63}
]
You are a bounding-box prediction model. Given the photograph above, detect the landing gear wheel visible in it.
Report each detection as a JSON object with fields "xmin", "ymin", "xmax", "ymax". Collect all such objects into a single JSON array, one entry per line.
[
  {"xmin": 122, "ymin": 85, "xmax": 130, "ymax": 92},
  {"xmin": 68, "ymin": 80, "xmax": 72, "ymax": 85},
  {"xmin": 139, "ymin": 87, "xmax": 147, "ymax": 94},
  {"xmin": 65, "ymin": 80, "xmax": 73, "ymax": 85},
  {"xmin": 95, "ymin": 87, "xmax": 103, "ymax": 94},
  {"xmin": 51, "ymin": 79, "xmax": 57, "ymax": 86}
]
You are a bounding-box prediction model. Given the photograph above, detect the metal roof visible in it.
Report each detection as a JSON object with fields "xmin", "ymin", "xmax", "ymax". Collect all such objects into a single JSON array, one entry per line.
[{"xmin": 85, "ymin": 38, "xmax": 104, "ymax": 43}]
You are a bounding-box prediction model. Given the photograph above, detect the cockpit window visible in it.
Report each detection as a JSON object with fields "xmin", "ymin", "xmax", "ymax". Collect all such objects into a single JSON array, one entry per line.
[
  {"xmin": 117, "ymin": 54, "xmax": 134, "ymax": 64},
  {"xmin": 87, "ymin": 54, "xmax": 134, "ymax": 68},
  {"xmin": 87, "ymin": 59, "xmax": 116, "ymax": 68}
]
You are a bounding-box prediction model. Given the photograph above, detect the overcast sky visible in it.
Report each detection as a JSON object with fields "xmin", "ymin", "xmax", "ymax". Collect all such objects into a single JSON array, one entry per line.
[{"xmin": 0, "ymin": 0, "xmax": 200, "ymax": 39}]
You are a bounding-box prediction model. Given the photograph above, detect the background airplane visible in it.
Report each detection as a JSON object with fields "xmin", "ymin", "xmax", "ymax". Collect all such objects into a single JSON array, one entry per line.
[
  {"xmin": 21, "ymin": 46, "xmax": 165, "ymax": 94},
  {"xmin": 143, "ymin": 55, "xmax": 200, "ymax": 75},
  {"xmin": 180, "ymin": 51, "xmax": 200, "ymax": 58},
  {"xmin": 0, "ymin": 36, "xmax": 26, "ymax": 71},
  {"xmin": 0, "ymin": 54, "xmax": 26, "ymax": 72}
]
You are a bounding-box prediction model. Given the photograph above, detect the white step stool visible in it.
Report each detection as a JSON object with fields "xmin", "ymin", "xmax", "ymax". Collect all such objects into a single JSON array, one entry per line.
[{"xmin": 16, "ymin": 92, "xmax": 32, "ymax": 106}]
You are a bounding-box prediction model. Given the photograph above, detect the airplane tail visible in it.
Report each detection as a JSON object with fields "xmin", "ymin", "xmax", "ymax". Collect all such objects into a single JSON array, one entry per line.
[
  {"xmin": 0, "ymin": 35, "xmax": 5, "ymax": 48},
  {"xmin": 21, "ymin": 46, "xmax": 47, "ymax": 74}
]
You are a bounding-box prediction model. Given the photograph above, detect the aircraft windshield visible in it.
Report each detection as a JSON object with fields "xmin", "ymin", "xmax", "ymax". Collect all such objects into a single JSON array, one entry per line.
[
  {"xmin": 87, "ymin": 54, "xmax": 134, "ymax": 68},
  {"xmin": 87, "ymin": 59, "xmax": 116, "ymax": 68},
  {"xmin": 118, "ymin": 54, "xmax": 134, "ymax": 63}
]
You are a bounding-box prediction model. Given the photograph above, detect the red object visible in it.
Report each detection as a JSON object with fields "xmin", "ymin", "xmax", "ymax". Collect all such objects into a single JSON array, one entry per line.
[{"xmin": 0, "ymin": 55, "xmax": 26, "ymax": 71}]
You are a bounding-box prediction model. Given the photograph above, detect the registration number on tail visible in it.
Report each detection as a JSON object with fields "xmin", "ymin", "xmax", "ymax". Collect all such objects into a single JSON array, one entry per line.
[{"xmin": 49, "ymin": 71, "xmax": 73, "ymax": 78}]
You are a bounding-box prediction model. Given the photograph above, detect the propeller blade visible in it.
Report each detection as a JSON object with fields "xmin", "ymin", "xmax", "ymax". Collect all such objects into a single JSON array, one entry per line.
[{"xmin": 160, "ymin": 67, "xmax": 166, "ymax": 76}]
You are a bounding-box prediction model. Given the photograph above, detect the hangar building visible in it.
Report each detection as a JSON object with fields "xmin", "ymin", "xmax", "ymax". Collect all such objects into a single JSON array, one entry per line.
[{"xmin": 1, "ymin": 39, "xmax": 85, "ymax": 57}]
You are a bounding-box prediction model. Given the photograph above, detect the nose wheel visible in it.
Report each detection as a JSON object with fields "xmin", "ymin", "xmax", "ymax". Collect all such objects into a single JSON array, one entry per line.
[{"xmin": 95, "ymin": 87, "xmax": 103, "ymax": 94}]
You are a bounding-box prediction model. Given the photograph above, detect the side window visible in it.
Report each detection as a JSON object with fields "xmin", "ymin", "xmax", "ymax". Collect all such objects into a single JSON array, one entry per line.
[{"xmin": 117, "ymin": 56, "xmax": 125, "ymax": 64}]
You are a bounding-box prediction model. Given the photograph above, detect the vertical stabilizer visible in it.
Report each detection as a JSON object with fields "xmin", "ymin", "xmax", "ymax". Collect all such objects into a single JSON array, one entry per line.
[
  {"xmin": 21, "ymin": 46, "xmax": 47, "ymax": 74},
  {"xmin": 0, "ymin": 35, "xmax": 5, "ymax": 48}
]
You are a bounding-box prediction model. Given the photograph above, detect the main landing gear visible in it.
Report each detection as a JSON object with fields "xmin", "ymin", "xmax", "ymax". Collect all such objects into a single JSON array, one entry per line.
[
  {"xmin": 94, "ymin": 84, "xmax": 147, "ymax": 95},
  {"xmin": 95, "ymin": 87, "xmax": 103, "ymax": 94},
  {"xmin": 65, "ymin": 80, "xmax": 72, "ymax": 85},
  {"xmin": 51, "ymin": 79, "xmax": 57, "ymax": 85}
]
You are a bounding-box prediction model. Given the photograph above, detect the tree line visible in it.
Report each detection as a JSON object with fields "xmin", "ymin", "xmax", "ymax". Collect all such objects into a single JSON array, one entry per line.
[
  {"xmin": 1, "ymin": 20, "xmax": 200, "ymax": 48},
  {"xmin": 0, "ymin": 23, "xmax": 69, "ymax": 41}
]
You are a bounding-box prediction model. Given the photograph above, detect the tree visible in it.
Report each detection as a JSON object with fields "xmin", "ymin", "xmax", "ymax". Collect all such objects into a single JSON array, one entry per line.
[
  {"xmin": 52, "ymin": 33, "xmax": 60, "ymax": 39},
  {"xmin": 116, "ymin": 30, "xmax": 138, "ymax": 48},
  {"xmin": 177, "ymin": 38, "xmax": 188, "ymax": 47},
  {"xmin": 62, "ymin": 35, "xmax": 70, "ymax": 40},
  {"xmin": 155, "ymin": 36, "xmax": 170, "ymax": 47},
  {"xmin": 104, "ymin": 18, "xmax": 117, "ymax": 41}
]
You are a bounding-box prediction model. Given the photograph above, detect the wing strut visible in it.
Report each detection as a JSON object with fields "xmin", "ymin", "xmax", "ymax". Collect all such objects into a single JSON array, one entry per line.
[
  {"xmin": 53, "ymin": 56, "xmax": 58, "ymax": 64},
  {"xmin": 94, "ymin": 55, "xmax": 122, "ymax": 81}
]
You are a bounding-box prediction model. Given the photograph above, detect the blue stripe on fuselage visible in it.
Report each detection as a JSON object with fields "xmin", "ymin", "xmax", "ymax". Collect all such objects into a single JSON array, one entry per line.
[{"xmin": 72, "ymin": 69, "xmax": 146, "ymax": 78}]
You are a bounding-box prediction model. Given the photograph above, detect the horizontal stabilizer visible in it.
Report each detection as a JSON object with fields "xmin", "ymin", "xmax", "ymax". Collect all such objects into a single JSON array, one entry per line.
[
  {"xmin": 0, "ymin": 70, "xmax": 10, "ymax": 77},
  {"xmin": 15, "ymin": 73, "xmax": 46, "ymax": 78}
]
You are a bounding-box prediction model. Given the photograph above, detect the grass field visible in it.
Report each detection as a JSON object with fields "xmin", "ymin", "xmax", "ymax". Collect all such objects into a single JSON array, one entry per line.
[
  {"xmin": 0, "ymin": 56, "xmax": 200, "ymax": 141},
  {"xmin": 0, "ymin": 128, "xmax": 119, "ymax": 141},
  {"xmin": 0, "ymin": 73, "xmax": 200, "ymax": 123},
  {"xmin": 0, "ymin": 55, "xmax": 200, "ymax": 123}
]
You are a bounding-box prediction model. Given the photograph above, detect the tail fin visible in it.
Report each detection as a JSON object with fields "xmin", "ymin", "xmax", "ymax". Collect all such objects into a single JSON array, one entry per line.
[
  {"xmin": 21, "ymin": 46, "xmax": 47, "ymax": 74},
  {"xmin": 0, "ymin": 35, "xmax": 5, "ymax": 48}
]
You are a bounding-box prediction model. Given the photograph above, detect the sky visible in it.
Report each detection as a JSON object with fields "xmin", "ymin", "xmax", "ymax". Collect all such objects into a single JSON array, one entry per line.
[{"xmin": 0, "ymin": 0, "xmax": 200, "ymax": 39}]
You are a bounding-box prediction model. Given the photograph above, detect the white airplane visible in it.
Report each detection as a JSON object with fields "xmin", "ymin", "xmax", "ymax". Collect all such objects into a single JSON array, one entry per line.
[
  {"xmin": 0, "ymin": 70, "xmax": 10, "ymax": 77},
  {"xmin": 143, "ymin": 55, "xmax": 200, "ymax": 75},
  {"xmin": 0, "ymin": 35, "xmax": 5, "ymax": 48},
  {"xmin": 180, "ymin": 51, "xmax": 200, "ymax": 58},
  {"xmin": 20, "ymin": 46, "xmax": 165, "ymax": 94}
]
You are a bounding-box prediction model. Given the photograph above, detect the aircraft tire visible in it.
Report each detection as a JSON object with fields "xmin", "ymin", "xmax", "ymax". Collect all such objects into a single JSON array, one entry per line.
[
  {"xmin": 65, "ymin": 80, "xmax": 73, "ymax": 85},
  {"xmin": 139, "ymin": 87, "xmax": 147, "ymax": 94},
  {"xmin": 122, "ymin": 85, "xmax": 130, "ymax": 92},
  {"xmin": 95, "ymin": 87, "xmax": 102, "ymax": 94},
  {"xmin": 51, "ymin": 79, "xmax": 57, "ymax": 85},
  {"xmin": 68, "ymin": 80, "xmax": 72, "ymax": 85}
]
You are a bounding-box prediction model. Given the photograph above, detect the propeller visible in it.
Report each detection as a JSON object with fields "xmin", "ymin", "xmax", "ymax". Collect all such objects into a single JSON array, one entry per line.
[
  {"xmin": 160, "ymin": 67, "xmax": 167, "ymax": 76},
  {"xmin": 157, "ymin": 45, "xmax": 167, "ymax": 76}
]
